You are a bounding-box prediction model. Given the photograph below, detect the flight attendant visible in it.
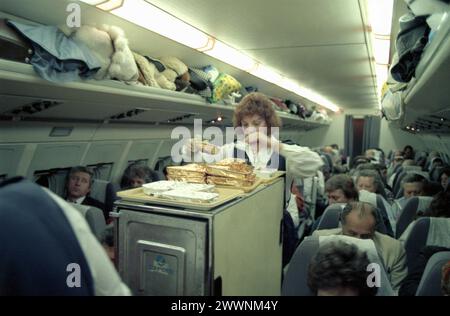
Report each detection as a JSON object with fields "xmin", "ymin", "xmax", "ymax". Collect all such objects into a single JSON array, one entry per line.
[{"xmin": 183, "ymin": 92, "xmax": 324, "ymax": 190}]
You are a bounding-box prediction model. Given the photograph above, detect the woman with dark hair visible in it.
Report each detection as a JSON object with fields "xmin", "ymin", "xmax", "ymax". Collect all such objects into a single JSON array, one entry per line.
[
  {"xmin": 438, "ymin": 167, "xmax": 450, "ymax": 191},
  {"xmin": 120, "ymin": 164, "xmax": 159, "ymax": 190},
  {"xmin": 403, "ymin": 145, "xmax": 415, "ymax": 160}
]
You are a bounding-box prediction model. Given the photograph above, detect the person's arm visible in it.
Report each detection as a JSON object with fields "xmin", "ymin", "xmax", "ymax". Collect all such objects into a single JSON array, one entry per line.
[
  {"xmin": 278, "ymin": 142, "xmax": 324, "ymax": 179},
  {"xmin": 181, "ymin": 139, "xmax": 234, "ymax": 163},
  {"xmin": 44, "ymin": 189, "xmax": 131, "ymax": 296},
  {"xmin": 389, "ymin": 243, "xmax": 408, "ymax": 293}
]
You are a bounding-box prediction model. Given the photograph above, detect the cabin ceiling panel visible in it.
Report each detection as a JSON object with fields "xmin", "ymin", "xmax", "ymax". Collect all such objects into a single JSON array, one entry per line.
[
  {"xmin": 146, "ymin": 0, "xmax": 367, "ymax": 49},
  {"xmin": 243, "ymin": 44, "xmax": 378, "ymax": 109}
]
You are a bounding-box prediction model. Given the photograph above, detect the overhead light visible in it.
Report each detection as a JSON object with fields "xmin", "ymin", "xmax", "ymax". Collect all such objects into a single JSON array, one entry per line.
[
  {"xmin": 372, "ymin": 35, "xmax": 391, "ymax": 65},
  {"xmin": 105, "ymin": 0, "xmax": 210, "ymax": 50},
  {"xmin": 203, "ymin": 40, "xmax": 257, "ymax": 71},
  {"xmin": 367, "ymin": 0, "xmax": 394, "ymax": 96},
  {"xmin": 406, "ymin": 126, "xmax": 410, "ymax": 130},
  {"xmin": 217, "ymin": 116, "xmax": 223, "ymax": 122},
  {"xmin": 249, "ymin": 64, "xmax": 283, "ymax": 85},
  {"xmin": 367, "ymin": 0, "xmax": 394, "ymax": 36},
  {"xmin": 97, "ymin": 0, "xmax": 124, "ymax": 11},
  {"xmin": 80, "ymin": 0, "xmax": 340, "ymax": 112}
]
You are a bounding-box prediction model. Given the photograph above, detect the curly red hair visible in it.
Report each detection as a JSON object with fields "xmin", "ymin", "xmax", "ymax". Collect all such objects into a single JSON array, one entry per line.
[{"xmin": 233, "ymin": 92, "xmax": 281, "ymax": 129}]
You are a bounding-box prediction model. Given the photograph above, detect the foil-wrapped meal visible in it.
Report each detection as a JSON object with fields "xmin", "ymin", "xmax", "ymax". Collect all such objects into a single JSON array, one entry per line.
[
  {"xmin": 142, "ymin": 181, "xmax": 214, "ymax": 195},
  {"xmin": 206, "ymin": 165, "xmax": 256, "ymax": 180},
  {"xmin": 166, "ymin": 164, "xmax": 206, "ymax": 174},
  {"xmin": 206, "ymin": 175, "xmax": 255, "ymax": 187},
  {"xmin": 167, "ymin": 175, "xmax": 206, "ymax": 184},
  {"xmin": 157, "ymin": 189, "xmax": 219, "ymax": 203},
  {"xmin": 214, "ymin": 158, "xmax": 254, "ymax": 173}
]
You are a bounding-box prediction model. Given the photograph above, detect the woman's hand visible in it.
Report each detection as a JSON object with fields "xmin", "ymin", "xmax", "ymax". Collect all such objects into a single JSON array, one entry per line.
[
  {"xmin": 185, "ymin": 138, "xmax": 218, "ymax": 154},
  {"xmin": 186, "ymin": 138, "xmax": 202, "ymax": 153},
  {"xmin": 245, "ymin": 131, "xmax": 281, "ymax": 153}
]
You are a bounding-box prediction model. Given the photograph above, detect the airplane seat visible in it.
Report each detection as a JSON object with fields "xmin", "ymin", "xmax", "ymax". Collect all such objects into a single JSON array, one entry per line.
[
  {"xmin": 375, "ymin": 194, "xmax": 395, "ymax": 237},
  {"xmin": 70, "ymin": 203, "xmax": 106, "ymax": 241},
  {"xmin": 358, "ymin": 190, "xmax": 393, "ymax": 237},
  {"xmin": 0, "ymin": 177, "xmax": 94, "ymax": 295},
  {"xmin": 282, "ymin": 235, "xmax": 394, "ymax": 296},
  {"xmin": 429, "ymin": 166, "xmax": 444, "ymax": 182},
  {"xmin": 392, "ymin": 171, "xmax": 407, "ymax": 198},
  {"xmin": 404, "ymin": 217, "xmax": 450, "ymax": 272},
  {"xmin": 315, "ymin": 203, "xmax": 345, "ymax": 231},
  {"xmin": 395, "ymin": 196, "xmax": 433, "ymax": 238},
  {"xmin": 155, "ymin": 155, "xmax": 180, "ymax": 179},
  {"xmin": 45, "ymin": 169, "xmax": 70, "ymax": 198},
  {"xmin": 415, "ymin": 251, "xmax": 450, "ymax": 296},
  {"xmin": 89, "ymin": 179, "xmax": 117, "ymax": 219}
]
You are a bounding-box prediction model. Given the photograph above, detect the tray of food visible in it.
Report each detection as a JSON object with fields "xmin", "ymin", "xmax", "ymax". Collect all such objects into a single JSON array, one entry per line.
[
  {"xmin": 117, "ymin": 185, "xmax": 243, "ymax": 211},
  {"xmin": 142, "ymin": 181, "xmax": 215, "ymax": 195}
]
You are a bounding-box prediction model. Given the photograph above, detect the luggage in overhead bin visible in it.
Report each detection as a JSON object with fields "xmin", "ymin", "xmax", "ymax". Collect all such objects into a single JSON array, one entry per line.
[{"xmin": 0, "ymin": 18, "xmax": 33, "ymax": 63}]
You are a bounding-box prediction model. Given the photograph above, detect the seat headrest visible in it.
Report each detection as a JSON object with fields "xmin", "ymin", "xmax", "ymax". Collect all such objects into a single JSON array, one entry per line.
[
  {"xmin": 318, "ymin": 235, "xmax": 394, "ymax": 296},
  {"xmin": 358, "ymin": 190, "xmax": 377, "ymax": 208},
  {"xmin": 427, "ymin": 218, "xmax": 450, "ymax": 248},
  {"xmin": 417, "ymin": 196, "xmax": 433, "ymax": 213},
  {"xmin": 416, "ymin": 251, "xmax": 450, "ymax": 296}
]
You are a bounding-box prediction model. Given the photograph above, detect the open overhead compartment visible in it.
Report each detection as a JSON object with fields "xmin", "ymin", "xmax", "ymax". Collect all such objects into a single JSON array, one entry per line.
[
  {"xmin": 0, "ymin": 0, "xmax": 331, "ymax": 131},
  {"xmin": 383, "ymin": 7, "xmax": 450, "ymax": 135}
]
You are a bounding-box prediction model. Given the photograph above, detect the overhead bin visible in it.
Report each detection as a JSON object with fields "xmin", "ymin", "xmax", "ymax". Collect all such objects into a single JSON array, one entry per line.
[
  {"xmin": 382, "ymin": 8, "xmax": 450, "ymax": 134},
  {"xmin": 0, "ymin": 1, "xmax": 331, "ymax": 130}
]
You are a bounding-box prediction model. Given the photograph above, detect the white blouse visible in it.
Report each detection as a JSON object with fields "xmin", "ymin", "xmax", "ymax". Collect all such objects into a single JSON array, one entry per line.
[{"xmin": 182, "ymin": 139, "xmax": 324, "ymax": 180}]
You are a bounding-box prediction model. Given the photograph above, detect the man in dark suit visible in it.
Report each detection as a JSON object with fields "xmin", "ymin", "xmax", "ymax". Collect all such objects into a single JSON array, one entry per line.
[{"xmin": 65, "ymin": 166, "xmax": 107, "ymax": 219}]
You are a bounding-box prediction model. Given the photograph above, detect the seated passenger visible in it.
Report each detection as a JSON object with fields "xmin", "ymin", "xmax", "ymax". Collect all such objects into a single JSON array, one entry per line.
[
  {"xmin": 0, "ymin": 177, "xmax": 130, "ymax": 295},
  {"xmin": 313, "ymin": 202, "xmax": 407, "ymax": 291},
  {"xmin": 309, "ymin": 174, "xmax": 359, "ymax": 232},
  {"xmin": 443, "ymin": 261, "xmax": 450, "ymax": 296},
  {"xmin": 398, "ymin": 246, "xmax": 450, "ymax": 296},
  {"xmin": 403, "ymin": 145, "xmax": 415, "ymax": 160},
  {"xmin": 307, "ymin": 240, "xmax": 378, "ymax": 296},
  {"xmin": 65, "ymin": 166, "xmax": 106, "ymax": 218},
  {"xmin": 439, "ymin": 167, "xmax": 450, "ymax": 191},
  {"xmin": 392, "ymin": 174, "xmax": 429, "ymax": 219},
  {"xmin": 325, "ymin": 174, "xmax": 359, "ymax": 205},
  {"xmin": 120, "ymin": 163, "xmax": 159, "ymax": 190},
  {"xmin": 399, "ymin": 189, "xmax": 450, "ymax": 242},
  {"xmin": 356, "ymin": 169, "xmax": 388, "ymax": 199}
]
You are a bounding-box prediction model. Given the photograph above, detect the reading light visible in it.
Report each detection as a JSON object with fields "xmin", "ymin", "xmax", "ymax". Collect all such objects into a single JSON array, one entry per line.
[{"xmin": 217, "ymin": 116, "xmax": 223, "ymax": 122}]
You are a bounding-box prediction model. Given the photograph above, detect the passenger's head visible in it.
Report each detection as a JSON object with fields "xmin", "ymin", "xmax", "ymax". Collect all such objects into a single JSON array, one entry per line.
[
  {"xmin": 356, "ymin": 170, "xmax": 385, "ymax": 195},
  {"xmin": 439, "ymin": 167, "xmax": 450, "ymax": 191},
  {"xmin": 432, "ymin": 158, "xmax": 444, "ymax": 169},
  {"xmin": 325, "ymin": 175, "xmax": 359, "ymax": 204},
  {"xmin": 66, "ymin": 166, "xmax": 93, "ymax": 200},
  {"xmin": 403, "ymin": 145, "xmax": 414, "ymax": 160},
  {"xmin": 423, "ymin": 190, "xmax": 450, "ymax": 218},
  {"xmin": 120, "ymin": 164, "xmax": 157, "ymax": 189},
  {"xmin": 307, "ymin": 241, "xmax": 378, "ymax": 296},
  {"xmin": 365, "ymin": 149, "xmax": 376, "ymax": 161},
  {"xmin": 351, "ymin": 156, "xmax": 371, "ymax": 170},
  {"xmin": 402, "ymin": 174, "xmax": 428, "ymax": 198},
  {"xmin": 330, "ymin": 144, "xmax": 339, "ymax": 150},
  {"xmin": 233, "ymin": 92, "xmax": 281, "ymax": 136},
  {"xmin": 443, "ymin": 261, "xmax": 450, "ymax": 296},
  {"xmin": 340, "ymin": 202, "xmax": 379, "ymax": 240}
]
